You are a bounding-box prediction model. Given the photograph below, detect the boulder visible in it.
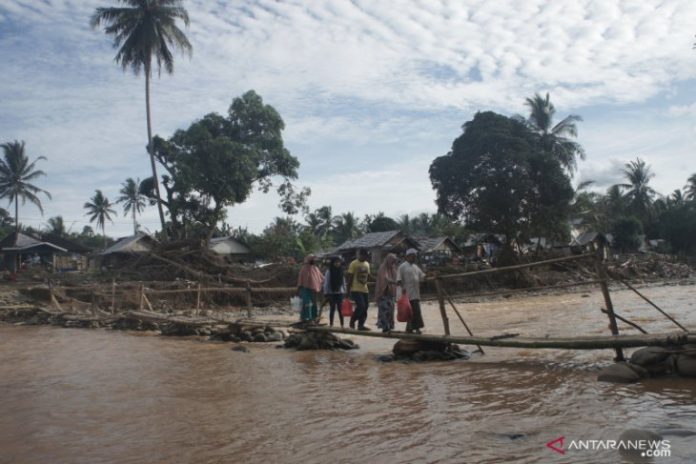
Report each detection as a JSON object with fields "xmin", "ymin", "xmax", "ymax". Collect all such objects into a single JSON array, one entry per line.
[
  {"xmin": 597, "ymin": 362, "xmax": 644, "ymax": 383},
  {"xmin": 265, "ymin": 332, "xmax": 283, "ymax": 342},
  {"xmin": 618, "ymin": 429, "xmax": 663, "ymax": 460},
  {"xmin": 231, "ymin": 344, "xmax": 249, "ymax": 353},
  {"xmin": 253, "ymin": 333, "xmax": 268, "ymax": 343},
  {"xmin": 675, "ymin": 355, "xmax": 696, "ymax": 377},
  {"xmin": 630, "ymin": 347, "xmax": 671, "ymax": 367}
]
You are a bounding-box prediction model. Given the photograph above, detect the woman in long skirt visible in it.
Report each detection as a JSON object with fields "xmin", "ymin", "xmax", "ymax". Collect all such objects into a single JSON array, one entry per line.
[
  {"xmin": 322, "ymin": 256, "xmax": 346, "ymax": 327},
  {"xmin": 297, "ymin": 255, "xmax": 324, "ymax": 322},
  {"xmin": 375, "ymin": 253, "xmax": 398, "ymax": 333}
]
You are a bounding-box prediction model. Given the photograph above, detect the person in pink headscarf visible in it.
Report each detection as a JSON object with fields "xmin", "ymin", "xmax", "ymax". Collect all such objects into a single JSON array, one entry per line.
[{"xmin": 297, "ymin": 254, "xmax": 324, "ymax": 322}]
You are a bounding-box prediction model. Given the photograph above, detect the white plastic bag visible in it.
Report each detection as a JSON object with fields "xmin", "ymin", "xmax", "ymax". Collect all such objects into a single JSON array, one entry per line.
[{"xmin": 290, "ymin": 296, "xmax": 301, "ymax": 314}]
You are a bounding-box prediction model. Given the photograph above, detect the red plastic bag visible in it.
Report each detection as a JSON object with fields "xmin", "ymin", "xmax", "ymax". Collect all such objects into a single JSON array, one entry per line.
[
  {"xmin": 340, "ymin": 298, "xmax": 354, "ymax": 317},
  {"xmin": 396, "ymin": 291, "xmax": 412, "ymax": 322}
]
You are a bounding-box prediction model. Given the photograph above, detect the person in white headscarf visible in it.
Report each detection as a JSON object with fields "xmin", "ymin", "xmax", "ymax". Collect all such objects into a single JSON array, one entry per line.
[{"xmin": 397, "ymin": 248, "xmax": 426, "ymax": 333}]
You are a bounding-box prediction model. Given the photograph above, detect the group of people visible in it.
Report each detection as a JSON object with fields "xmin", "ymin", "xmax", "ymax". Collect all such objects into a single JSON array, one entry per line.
[{"xmin": 296, "ymin": 248, "xmax": 427, "ymax": 333}]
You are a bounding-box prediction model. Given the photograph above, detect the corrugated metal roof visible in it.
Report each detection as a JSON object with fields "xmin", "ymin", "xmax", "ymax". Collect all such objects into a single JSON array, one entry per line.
[
  {"xmin": 100, "ymin": 233, "xmax": 156, "ymax": 255},
  {"xmin": 335, "ymin": 230, "xmax": 402, "ymax": 251},
  {"xmin": 416, "ymin": 236, "xmax": 461, "ymax": 253},
  {"xmin": 0, "ymin": 232, "xmax": 68, "ymax": 253},
  {"xmin": 209, "ymin": 237, "xmax": 250, "ymax": 255}
]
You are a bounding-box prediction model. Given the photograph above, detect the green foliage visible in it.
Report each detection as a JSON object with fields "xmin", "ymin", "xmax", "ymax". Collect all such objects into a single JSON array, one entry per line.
[
  {"xmin": 149, "ymin": 90, "xmax": 309, "ymax": 239},
  {"xmin": 522, "ymin": 92, "xmax": 585, "ymax": 175},
  {"xmin": 430, "ymin": 111, "xmax": 574, "ymax": 243},
  {"xmin": 46, "ymin": 216, "xmax": 66, "ymax": 237},
  {"xmin": 364, "ymin": 212, "xmax": 399, "ymax": 232},
  {"xmin": 245, "ymin": 217, "xmax": 332, "ymax": 261},
  {"xmin": 659, "ymin": 203, "xmax": 696, "ymax": 254},
  {"xmin": 611, "ymin": 217, "xmax": 644, "ymax": 252},
  {"xmin": 117, "ymin": 178, "xmax": 147, "ymax": 234},
  {"xmin": 84, "ymin": 190, "xmax": 116, "ymax": 248},
  {"xmin": 0, "ymin": 140, "xmax": 51, "ymax": 236}
]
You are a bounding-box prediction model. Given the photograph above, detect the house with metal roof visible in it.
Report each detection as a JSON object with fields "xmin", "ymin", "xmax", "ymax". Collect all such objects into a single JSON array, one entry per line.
[
  {"xmin": 0, "ymin": 232, "xmax": 89, "ymax": 272},
  {"xmin": 99, "ymin": 232, "xmax": 158, "ymax": 267},
  {"xmin": 208, "ymin": 236, "xmax": 251, "ymax": 261},
  {"xmin": 334, "ymin": 230, "xmax": 420, "ymax": 265}
]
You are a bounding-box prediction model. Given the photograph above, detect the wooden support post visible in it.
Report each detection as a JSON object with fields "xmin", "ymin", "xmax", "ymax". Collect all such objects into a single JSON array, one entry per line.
[
  {"xmin": 245, "ymin": 281, "xmax": 252, "ymax": 319},
  {"xmin": 111, "ymin": 279, "xmax": 116, "ymax": 314},
  {"xmin": 441, "ymin": 287, "xmax": 484, "ymax": 354},
  {"xmin": 196, "ymin": 283, "xmax": 202, "ymax": 315},
  {"xmin": 48, "ymin": 279, "xmax": 63, "ymax": 312},
  {"xmin": 434, "ymin": 277, "xmax": 451, "ymax": 336},
  {"xmin": 138, "ymin": 283, "xmax": 144, "ymax": 311},
  {"xmin": 601, "ymin": 308, "xmax": 648, "ymax": 334},
  {"xmin": 594, "ymin": 245, "xmax": 625, "ymax": 361},
  {"xmin": 618, "ymin": 279, "xmax": 687, "ymax": 332},
  {"xmin": 142, "ymin": 292, "xmax": 154, "ymax": 312}
]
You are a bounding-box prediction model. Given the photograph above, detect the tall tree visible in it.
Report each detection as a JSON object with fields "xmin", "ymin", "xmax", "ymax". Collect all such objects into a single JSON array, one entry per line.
[
  {"xmin": 84, "ymin": 190, "xmax": 116, "ymax": 248},
  {"xmin": 91, "ymin": 0, "xmax": 192, "ymax": 236},
  {"xmin": 332, "ymin": 212, "xmax": 360, "ymax": 245},
  {"xmin": 0, "ymin": 140, "xmax": 51, "ymax": 242},
  {"xmin": 117, "ymin": 177, "xmax": 147, "ymax": 234},
  {"xmin": 46, "ymin": 216, "xmax": 66, "ymax": 237},
  {"xmin": 685, "ymin": 173, "xmax": 696, "ymax": 202},
  {"xmin": 619, "ymin": 157, "xmax": 656, "ymax": 219},
  {"xmin": 523, "ymin": 92, "xmax": 586, "ymax": 175},
  {"xmin": 148, "ymin": 91, "xmax": 307, "ymax": 240},
  {"xmin": 430, "ymin": 111, "xmax": 574, "ymax": 245}
]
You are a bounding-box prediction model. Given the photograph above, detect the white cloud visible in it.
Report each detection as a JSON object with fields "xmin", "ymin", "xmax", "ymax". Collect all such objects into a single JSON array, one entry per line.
[{"xmin": 1, "ymin": 0, "xmax": 696, "ymax": 236}]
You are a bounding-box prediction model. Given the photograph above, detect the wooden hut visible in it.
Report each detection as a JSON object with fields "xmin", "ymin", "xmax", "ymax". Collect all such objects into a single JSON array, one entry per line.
[{"xmin": 335, "ymin": 230, "xmax": 420, "ymax": 265}]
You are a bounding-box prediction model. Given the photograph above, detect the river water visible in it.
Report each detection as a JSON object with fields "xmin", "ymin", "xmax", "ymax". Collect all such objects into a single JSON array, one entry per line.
[{"xmin": 1, "ymin": 284, "xmax": 695, "ymax": 463}]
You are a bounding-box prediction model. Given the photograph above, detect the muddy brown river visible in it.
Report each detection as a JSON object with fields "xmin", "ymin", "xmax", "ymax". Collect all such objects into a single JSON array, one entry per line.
[{"xmin": 1, "ymin": 284, "xmax": 695, "ymax": 463}]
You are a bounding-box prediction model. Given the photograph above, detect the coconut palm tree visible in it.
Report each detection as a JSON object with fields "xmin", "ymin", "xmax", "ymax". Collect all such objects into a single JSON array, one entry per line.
[
  {"xmin": 524, "ymin": 92, "xmax": 586, "ymax": 175},
  {"xmin": 117, "ymin": 177, "xmax": 147, "ymax": 234},
  {"xmin": 332, "ymin": 212, "xmax": 360, "ymax": 244},
  {"xmin": 685, "ymin": 173, "xmax": 696, "ymax": 201},
  {"xmin": 84, "ymin": 190, "xmax": 116, "ymax": 249},
  {"xmin": 46, "ymin": 216, "xmax": 66, "ymax": 237},
  {"xmin": 619, "ymin": 157, "xmax": 656, "ymax": 218},
  {"xmin": 91, "ymin": 0, "xmax": 192, "ymax": 236},
  {"xmin": 0, "ymin": 140, "xmax": 51, "ymax": 242}
]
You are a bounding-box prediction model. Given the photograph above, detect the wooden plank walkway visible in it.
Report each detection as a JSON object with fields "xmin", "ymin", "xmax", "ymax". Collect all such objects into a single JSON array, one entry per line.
[{"xmin": 304, "ymin": 326, "xmax": 694, "ymax": 350}]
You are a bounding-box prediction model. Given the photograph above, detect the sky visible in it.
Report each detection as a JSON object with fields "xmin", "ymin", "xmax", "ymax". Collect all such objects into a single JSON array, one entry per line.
[{"xmin": 1, "ymin": 0, "xmax": 696, "ymax": 238}]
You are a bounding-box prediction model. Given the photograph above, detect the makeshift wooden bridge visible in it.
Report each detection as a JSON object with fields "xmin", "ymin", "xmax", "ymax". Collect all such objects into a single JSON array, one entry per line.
[{"xmin": 306, "ymin": 245, "xmax": 693, "ymax": 360}]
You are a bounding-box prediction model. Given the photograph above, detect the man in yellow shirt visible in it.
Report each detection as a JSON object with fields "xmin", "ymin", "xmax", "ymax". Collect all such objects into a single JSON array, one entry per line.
[{"xmin": 345, "ymin": 249, "xmax": 371, "ymax": 330}]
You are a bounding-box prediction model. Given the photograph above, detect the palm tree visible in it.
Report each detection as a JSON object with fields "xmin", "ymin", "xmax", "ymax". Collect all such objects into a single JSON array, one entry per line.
[
  {"xmin": 332, "ymin": 212, "xmax": 360, "ymax": 244},
  {"xmin": 91, "ymin": 0, "xmax": 192, "ymax": 236},
  {"xmin": 46, "ymin": 216, "xmax": 66, "ymax": 237},
  {"xmin": 0, "ymin": 140, "xmax": 51, "ymax": 242},
  {"xmin": 685, "ymin": 173, "xmax": 696, "ymax": 201},
  {"xmin": 117, "ymin": 177, "xmax": 147, "ymax": 234},
  {"xmin": 619, "ymin": 157, "xmax": 656, "ymax": 218},
  {"xmin": 84, "ymin": 190, "xmax": 116, "ymax": 249},
  {"xmin": 524, "ymin": 92, "xmax": 586, "ymax": 174}
]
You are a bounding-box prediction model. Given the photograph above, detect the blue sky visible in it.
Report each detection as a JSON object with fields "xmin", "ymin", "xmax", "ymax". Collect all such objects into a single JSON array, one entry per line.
[{"xmin": 1, "ymin": 0, "xmax": 696, "ymax": 237}]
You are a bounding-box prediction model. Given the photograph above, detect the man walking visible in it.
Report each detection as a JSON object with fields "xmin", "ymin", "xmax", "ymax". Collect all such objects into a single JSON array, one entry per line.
[
  {"xmin": 397, "ymin": 248, "xmax": 426, "ymax": 333},
  {"xmin": 346, "ymin": 249, "xmax": 371, "ymax": 330}
]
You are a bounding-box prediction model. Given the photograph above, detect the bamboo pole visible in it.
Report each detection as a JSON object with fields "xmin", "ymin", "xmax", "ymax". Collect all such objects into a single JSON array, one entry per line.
[
  {"xmin": 423, "ymin": 279, "xmax": 602, "ymax": 302},
  {"xmin": 616, "ymin": 278, "xmax": 687, "ymax": 332},
  {"xmin": 111, "ymin": 279, "xmax": 116, "ymax": 314},
  {"xmin": 601, "ymin": 308, "xmax": 648, "ymax": 334},
  {"xmin": 594, "ymin": 247, "xmax": 624, "ymax": 361},
  {"xmin": 48, "ymin": 279, "xmax": 63, "ymax": 312},
  {"xmin": 138, "ymin": 283, "xmax": 144, "ymax": 311},
  {"xmin": 441, "ymin": 286, "xmax": 484, "ymax": 354},
  {"xmin": 245, "ymin": 281, "xmax": 252, "ymax": 319},
  {"xmin": 304, "ymin": 326, "xmax": 692, "ymax": 350},
  {"xmin": 432, "ymin": 252, "xmax": 595, "ymax": 281},
  {"xmin": 142, "ymin": 292, "xmax": 154, "ymax": 312},
  {"xmin": 434, "ymin": 277, "xmax": 450, "ymax": 336},
  {"xmin": 196, "ymin": 283, "xmax": 202, "ymax": 315}
]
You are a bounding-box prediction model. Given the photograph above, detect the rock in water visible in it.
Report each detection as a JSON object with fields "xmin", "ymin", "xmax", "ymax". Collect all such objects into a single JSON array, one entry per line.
[
  {"xmin": 675, "ymin": 355, "xmax": 696, "ymax": 377},
  {"xmin": 253, "ymin": 333, "xmax": 268, "ymax": 343},
  {"xmin": 630, "ymin": 347, "xmax": 671, "ymax": 366},
  {"xmin": 618, "ymin": 429, "xmax": 663, "ymax": 461},
  {"xmin": 231, "ymin": 344, "xmax": 249, "ymax": 353},
  {"xmin": 597, "ymin": 362, "xmax": 645, "ymax": 383}
]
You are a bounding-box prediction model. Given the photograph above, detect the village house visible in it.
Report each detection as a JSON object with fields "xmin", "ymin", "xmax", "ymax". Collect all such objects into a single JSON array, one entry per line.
[
  {"xmin": 208, "ymin": 236, "xmax": 251, "ymax": 262},
  {"xmin": 415, "ymin": 236, "xmax": 462, "ymax": 264},
  {"xmin": 98, "ymin": 232, "xmax": 158, "ymax": 268},
  {"xmin": 334, "ymin": 230, "xmax": 420, "ymax": 265},
  {"xmin": 0, "ymin": 232, "xmax": 90, "ymax": 272}
]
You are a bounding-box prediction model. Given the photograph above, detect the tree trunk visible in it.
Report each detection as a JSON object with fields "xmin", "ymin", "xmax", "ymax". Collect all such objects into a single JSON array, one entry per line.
[
  {"xmin": 102, "ymin": 224, "xmax": 107, "ymax": 250},
  {"xmin": 14, "ymin": 193, "xmax": 18, "ymax": 243},
  {"xmin": 133, "ymin": 208, "xmax": 137, "ymax": 235},
  {"xmin": 145, "ymin": 61, "xmax": 167, "ymax": 238}
]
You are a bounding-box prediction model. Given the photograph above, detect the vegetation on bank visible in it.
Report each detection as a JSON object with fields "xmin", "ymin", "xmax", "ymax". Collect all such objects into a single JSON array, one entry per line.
[{"xmin": 1, "ymin": 1, "xmax": 695, "ymax": 262}]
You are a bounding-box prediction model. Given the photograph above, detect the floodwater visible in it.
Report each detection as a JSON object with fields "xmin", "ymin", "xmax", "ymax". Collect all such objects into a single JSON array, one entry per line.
[{"xmin": 1, "ymin": 283, "xmax": 696, "ymax": 463}]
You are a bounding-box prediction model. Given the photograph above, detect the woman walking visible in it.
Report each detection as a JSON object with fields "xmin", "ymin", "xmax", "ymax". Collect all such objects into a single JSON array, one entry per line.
[
  {"xmin": 323, "ymin": 256, "xmax": 346, "ymax": 327},
  {"xmin": 297, "ymin": 254, "xmax": 324, "ymax": 322},
  {"xmin": 375, "ymin": 253, "xmax": 399, "ymax": 333}
]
